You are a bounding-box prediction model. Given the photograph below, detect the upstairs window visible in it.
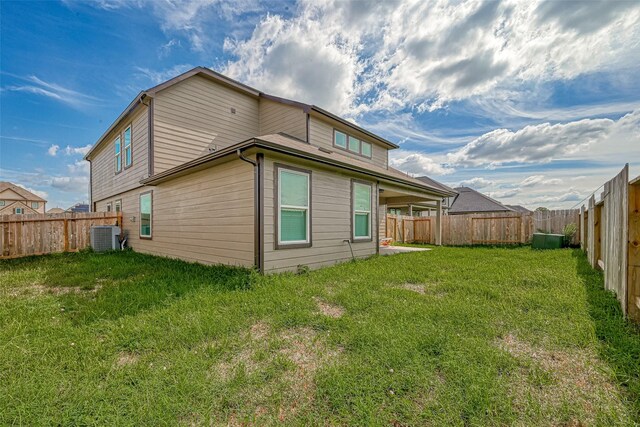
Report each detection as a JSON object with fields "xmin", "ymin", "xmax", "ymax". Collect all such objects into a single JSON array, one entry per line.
[
  {"xmin": 124, "ymin": 126, "xmax": 132, "ymax": 168},
  {"xmin": 333, "ymin": 128, "xmax": 373, "ymax": 158},
  {"xmin": 106, "ymin": 203, "xmax": 112, "ymax": 212},
  {"xmin": 352, "ymin": 181, "xmax": 372, "ymax": 241},
  {"xmin": 361, "ymin": 141, "xmax": 372, "ymax": 157},
  {"xmin": 140, "ymin": 192, "xmax": 152, "ymax": 238},
  {"xmin": 0, "ymin": 200, "xmax": 5, "ymax": 206},
  {"xmin": 31, "ymin": 202, "xmax": 39, "ymax": 209},
  {"xmin": 277, "ymin": 166, "xmax": 311, "ymax": 248},
  {"xmin": 334, "ymin": 130, "xmax": 347, "ymax": 149},
  {"xmin": 115, "ymin": 136, "xmax": 122, "ymax": 173},
  {"xmin": 14, "ymin": 207, "xmax": 24, "ymax": 214},
  {"xmin": 115, "ymin": 199, "xmax": 122, "ymax": 213}
]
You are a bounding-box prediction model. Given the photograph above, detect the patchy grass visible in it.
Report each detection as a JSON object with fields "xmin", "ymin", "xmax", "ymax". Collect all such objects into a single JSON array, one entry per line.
[{"xmin": 1, "ymin": 247, "xmax": 639, "ymax": 425}]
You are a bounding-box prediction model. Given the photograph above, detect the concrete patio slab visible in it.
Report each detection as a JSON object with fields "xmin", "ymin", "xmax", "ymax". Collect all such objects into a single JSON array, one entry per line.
[{"xmin": 379, "ymin": 246, "xmax": 432, "ymax": 256}]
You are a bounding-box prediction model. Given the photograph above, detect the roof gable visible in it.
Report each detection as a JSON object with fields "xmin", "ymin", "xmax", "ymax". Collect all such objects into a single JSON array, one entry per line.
[
  {"xmin": 449, "ymin": 187, "xmax": 513, "ymax": 214},
  {"xmin": 0, "ymin": 182, "xmax": 46, "ymax": 202}
]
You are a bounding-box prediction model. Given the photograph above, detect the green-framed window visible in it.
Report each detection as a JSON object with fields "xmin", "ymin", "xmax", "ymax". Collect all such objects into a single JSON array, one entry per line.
[
  {"xmin": 334, "ymin": 130, "xmax": 347, "ymax": 149},
  {"xmin": 140, "ymin": 192, "xmax": 152, "ymax": 238},
  {"xmin": 353, "ymin": 182, "xmax": 372, "ymax": 240},
  {"xmin": 114, "ymin": 136, "xmax": 122, "ymax": 173},
  {"xmin": 124, "ymin": 125, "xmax": 132, "ymax": 167},
  {"xmin": 277, "ymin": 167, "xmax": 310, "ymax": 246}
]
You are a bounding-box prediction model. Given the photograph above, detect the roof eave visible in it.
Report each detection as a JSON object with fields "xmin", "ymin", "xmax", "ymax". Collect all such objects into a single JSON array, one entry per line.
[{"xmin": 141, "ymin": 138, "xmax": 453, "ymax": 197}]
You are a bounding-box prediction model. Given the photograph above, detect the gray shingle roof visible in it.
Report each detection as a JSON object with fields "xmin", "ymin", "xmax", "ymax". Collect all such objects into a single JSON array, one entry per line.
[
  {"xmin": 505, "ymin": 204, "xmax": 532, "ymax": 214},
  {"xmin": 449, "ymin": 187, "xmax": 514, "ymax": 214}
]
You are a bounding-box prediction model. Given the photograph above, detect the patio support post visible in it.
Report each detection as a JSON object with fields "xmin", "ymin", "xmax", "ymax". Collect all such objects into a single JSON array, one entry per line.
[
  {"xmin": 435, "ymin": 199, "xmax": 442, "ymax": 246},
  {"xmin": 409, "ymin": 204, "xmax": 413, "ymax": 216}
]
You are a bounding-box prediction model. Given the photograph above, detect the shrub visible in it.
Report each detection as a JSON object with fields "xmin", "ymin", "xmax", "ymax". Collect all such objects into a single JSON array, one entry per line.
[{"xmin": 563, "ymin": 223, "xmax": 578, "ymax": 247}]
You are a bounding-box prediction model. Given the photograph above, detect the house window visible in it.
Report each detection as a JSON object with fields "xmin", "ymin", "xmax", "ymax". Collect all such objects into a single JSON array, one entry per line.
[
  {"xmin": 352, "ymin": 181, "xmax": 372, "ymax": 240},
  {"xmin": 361, "ymin": 141, "xmax": 372, "ymax": 157},
  {"xmin": 348, "ymin": 136, "xmax": 360, "ymax": 153},
  {"xmin": 277, "ymin": 166, "xmax": 310, "ymax": 247},
  {"xmin": 115, "ymin": 199, "xmax": 122, "ymax": 213},
  {"xmin": 31, "ymin": 202, "xmax": 39, "ymax": 209},
  {"xmin": 334, "ymin": 130, "xmax": 347, "ymax": 149},
  {"xmin": 140, "ymin": 192, "xmax": 152, "ymax": 238},
  {"xmin": 124, "ymin": 126, "xmax": 132, "ymax": 168},
  {"xmin": 332, "ymin": 129, "xmax": 373, "ymax": 158},
  {"xmin": 14, "ymin": 207, "xmax": 24, "ymax": 214},
  {"xmin": 106, "ymin": 203, "xmax": 112, "ymax": 212},
  {"xmin": 0, "ymin": 200, "xmax": 5, "ymax": 206},
  {"xmin": 115, "ymin": 136, "xmax": 122, "ymax": 173}
]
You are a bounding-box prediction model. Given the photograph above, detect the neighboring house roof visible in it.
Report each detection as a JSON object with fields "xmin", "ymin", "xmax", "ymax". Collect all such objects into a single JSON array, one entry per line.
[
  {"xmin": 142, "ymin": 133, "xmax": 457, "ymax": 198},
  {"xmin": 0, "ymin": 181, "xmax": 46, "ymax": 202},
  {"xmin": 449, "ymin": 187, "xmax": 514, "ymax": 214},
  {"xmin": 416, "ymin": 176, "xmax": 457, "ymax": 196},
  {"xmin": 85, "ymin": 66, "xmax": 398, "ymax": 160},
  {"xmin": 67, "ymin": 203, "xmax": 90, "ymax": 213},
  {"xmin": 47, "ymin": 207, "xmax": 66, "ymax": 214},
  {"xmin": 506, "ymin": 204, "xmax": 532, "ymax": 214}
]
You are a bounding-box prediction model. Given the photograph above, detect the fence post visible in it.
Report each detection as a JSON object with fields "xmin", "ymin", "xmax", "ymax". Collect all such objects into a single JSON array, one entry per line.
[
  {"xmin": 63, "ymin": 218, "xmax": 69, "ymax": 253},
  {"xmin": 435, "ymin": 199, "xmax": 442, "ymax": 246}
]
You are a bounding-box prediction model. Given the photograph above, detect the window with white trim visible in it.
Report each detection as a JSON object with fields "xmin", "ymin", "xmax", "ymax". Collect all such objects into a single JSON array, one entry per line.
[
  {"xmin": 352, "ymin": 182, "xmax": 372, "ymax": 240},
  {"xmin": 114, "ymin": 136, "xmax": 122, "ymax": 173},
  {"xmin": 106, "ymin": 203, "xmax": 112, "ymax": 212},
  {"xmin": 31, "ymin": 202, "xmax": 39, "ymax": 209},
  {"xmin": 333, "ymin": 129, "xmax": 373, "ymax": 158},
  {"xmin": 0, "ymin": 200, "xmax": 5, "ymax": 206},
  {"xmin": 14, "ymin": 207, "xmax": 24, "ymax": 214},
  {"xmin": 140, "ymin": 192, "xmax": 152, "ymax": 238},
  {"xmin": 115, "ymin": 199, "xmax": 122, "ymax": 213},
  {"xmin": 277, "ymin": 167, "xmax": 310, "ymax": 246},
  {"xmin": 124, "ymin": 126, "xmax": 132, "ymax": 167}
]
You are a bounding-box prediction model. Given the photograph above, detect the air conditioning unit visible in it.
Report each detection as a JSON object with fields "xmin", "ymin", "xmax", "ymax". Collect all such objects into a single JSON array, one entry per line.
[{"xmin": 90, "ymin": 226, "xmax": 121, "ymax": 252}]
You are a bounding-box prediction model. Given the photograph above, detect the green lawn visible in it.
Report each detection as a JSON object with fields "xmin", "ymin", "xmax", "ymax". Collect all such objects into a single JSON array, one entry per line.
[{"xmin": 1, "ymin": 247, "xmax": 639, "ymax": 426}]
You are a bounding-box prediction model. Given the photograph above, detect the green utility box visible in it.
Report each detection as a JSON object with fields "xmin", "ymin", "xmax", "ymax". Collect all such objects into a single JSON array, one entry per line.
[{"xmin": 532, "ymin": 233, "xmax": 564, "ymax": 249}]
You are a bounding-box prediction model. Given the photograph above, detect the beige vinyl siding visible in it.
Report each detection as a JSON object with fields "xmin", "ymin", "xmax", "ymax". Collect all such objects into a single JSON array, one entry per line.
[
  {"xmin": 0, "ymin": 189, "xmax": 46, "ymax": 214},
  {"xmin": 308, "ymin": 116, "xmax": 388, "ymax": 169},
  {"xmin": 263, "ymin": 154, "xmax": 377, "ymax": 273},
  {"xmin": 259, "ymin": 99, "xmax": 307, "ymax": 141},
  {"xmin": 91, "ymin": 105, "xmax": 149, "ymax": 203},
  {"xmin": 96, "ymin": 158, "xmax": 255, "ymax": 267},
  {"xmin": 153, "ymin": 75, "xmax": 260, "ymax": 174}
]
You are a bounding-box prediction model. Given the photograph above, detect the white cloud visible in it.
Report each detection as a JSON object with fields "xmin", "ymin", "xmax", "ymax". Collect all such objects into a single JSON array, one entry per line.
[
  {"xmin": 135, "ymin": 64, "xmax": 195, "ymax": 86},
  {"xmin": 67, "ymin": 160, "xmax": 90, "ymax": 175},
  {"xmin": 50, "ymin": 176, "xmax": 90, "ymax": 193},
  {"xmin": 459, "ymin": 177, "xmax": 494, "ymax": 188},
  {"xmin": 388, "ymin": 150, "xmax": 455, "ymax": 176},
  {"xmin": 3, "ymin": 75, "xmax": 101, "ymax": 108},
  {"xmin": 47, "ymin": 144, "xmax": 60, "ymax": 156},
  {"xmin": 447, "ymin": 111, "xmax": 640, "ymax": 167},
  {"xmin": 216, "ymin": 0, "xmax": 640, "ymax": 115},
  {"xmin": 487, "ymin": 188, "xmax": 521, "ymax": 199},
  {"xmin": 520, "ymin": 175, "xmax": 562, "ymax": 187},
  {"xmin": 64, "ymin": 144, "xmax": 92, "ymax": 156},
  {"xmin": 532, "ymin": 189, "xmax": 584, "ymax": 204}
]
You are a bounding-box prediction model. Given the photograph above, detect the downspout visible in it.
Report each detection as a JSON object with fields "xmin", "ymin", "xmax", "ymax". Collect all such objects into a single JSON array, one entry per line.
[{"xmin": 237, "ymin": 149, "xmax": 263, "ymax": 273}]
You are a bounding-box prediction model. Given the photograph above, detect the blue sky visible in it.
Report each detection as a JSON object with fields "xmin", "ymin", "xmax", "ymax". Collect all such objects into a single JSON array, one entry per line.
[{"xmin": 1, "ymin": 0, "xmax": 639, "ymax": 209}]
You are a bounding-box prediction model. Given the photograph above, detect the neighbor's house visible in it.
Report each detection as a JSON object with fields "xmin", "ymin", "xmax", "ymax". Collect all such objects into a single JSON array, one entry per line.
[
  {"xmin": 448, "ymin": 186, "xmax": 514, "ymax": 215},
  {"xmin": 0, "ymin": 182, "xmax": 46, "ymax": 214},
  {"xmin": 505, "ymin": 204, "xmax": 532, "ymax": 214},
  {"xmin": 46, "ymin": 207, "xmax": 66, "ymax": 214},
  {"xmin": 85, "ymin": 67, "xmax": 456, "ymax": 273}
]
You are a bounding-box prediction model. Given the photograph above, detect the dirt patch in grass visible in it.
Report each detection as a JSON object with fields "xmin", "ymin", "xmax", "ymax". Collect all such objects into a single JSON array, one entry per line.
[
  {"xmin": 214, "ymin": 322, "xmax": 342, "ymax": 424},
  {"xmin": 4, "ymin": 284, "xmax": 102, "ymax": 298},
  {"xmin": 400, "ymin": 283, "xmax": 426, "ymax": 294},
  {"xmin": 497, "ymin": 333, "xmax": 628, "ymax": 424},
  {"xmin": 313, "ymin": 297, "xmax": 345, "ymax": 318},
  {"xmin": 115, "ymin": 352, "xmax": 139, "ymax": 367}
]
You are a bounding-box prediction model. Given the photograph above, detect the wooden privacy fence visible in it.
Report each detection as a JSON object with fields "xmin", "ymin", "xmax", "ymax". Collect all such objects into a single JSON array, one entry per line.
[
  {"xmin": 0, "ymin": 212, "xmax": 122, "ymax": 259},
  {"xmin": 580, "ymin": 164, "xmax": 640, "ymax": 322},
  {"xmin": 387, "ymin": 210, "xmax": 579, "ymax": 246}
]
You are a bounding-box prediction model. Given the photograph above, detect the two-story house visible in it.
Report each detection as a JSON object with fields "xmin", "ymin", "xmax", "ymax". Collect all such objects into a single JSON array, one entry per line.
[
  {"xmin": 85, "ymin": 67, "xmax": 456, "ymax": 273},
  {"xmin": 0, "ymin": 182, "xmax": 46, "ymax": 215}
]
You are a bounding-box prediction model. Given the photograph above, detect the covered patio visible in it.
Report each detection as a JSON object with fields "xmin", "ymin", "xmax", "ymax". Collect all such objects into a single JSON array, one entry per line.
[{"xmin": 378, "ymin": 184, "xmax": 445, "ymax": 246}]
